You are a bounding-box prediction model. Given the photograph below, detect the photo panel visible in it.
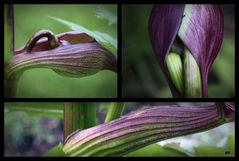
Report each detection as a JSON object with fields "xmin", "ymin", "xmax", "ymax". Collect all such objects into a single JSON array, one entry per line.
[
  {"xmin": 4, "ymin": 4, "xmax": 118, "ymax": 98},
  {"xmin": 4, "ymin": 102, "xmax": 235, "ymax": 156},
  {"xmin": 122, "ymin": 4, "xmax": 235, "ymax": 98}
]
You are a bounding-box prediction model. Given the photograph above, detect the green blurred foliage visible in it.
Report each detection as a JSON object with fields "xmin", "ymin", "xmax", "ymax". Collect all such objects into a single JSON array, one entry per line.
[
  {"xmin": 5, "ymin": 4, "xmax": 117, "ymax": 98},
  {"xmin": 125, "ymin": 144, "xmax": 188, "ymax": 157},
  {"xmin": 122, "ymin": 4, "xmax": 234, "ymax": 98},
  {"xmin": 4, "ymin": 111, "xmax": 63, "ymax": 156}
]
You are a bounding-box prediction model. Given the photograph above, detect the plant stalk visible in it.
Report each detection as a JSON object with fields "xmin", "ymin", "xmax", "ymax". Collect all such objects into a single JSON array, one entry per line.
[
  {"xmin": 105, "ymin": 103, "xmax": 125, "ymax": 123},
  {"xmin": 4, "ymin": 4, "xmax": 17, "ymax": 98},
  {"xmin": 63, "ymin": 102, "xmax": 97, "ymax": 141}
]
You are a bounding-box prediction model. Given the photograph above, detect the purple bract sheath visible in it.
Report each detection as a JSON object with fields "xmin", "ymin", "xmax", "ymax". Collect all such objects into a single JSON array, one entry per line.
[
  {"xmin": 149, "ymin": 4, "xmax": 224, "ymax": 97},
  {"xmin": 63, "ymin": 103, "xmax": 233, "ymax": 156}
]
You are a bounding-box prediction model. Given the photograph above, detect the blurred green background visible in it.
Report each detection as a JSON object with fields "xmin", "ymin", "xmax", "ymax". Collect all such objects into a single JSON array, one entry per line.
[
  {"xmin": 122, "ymin": 5, "xmax": 235, "ymax": 98},
  {"xmin": 5, "ymin": 4, "xmax": 117, "ymax": 98}
]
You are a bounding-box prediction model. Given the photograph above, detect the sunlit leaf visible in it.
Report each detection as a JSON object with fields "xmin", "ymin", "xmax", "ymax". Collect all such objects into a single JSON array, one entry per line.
[
  {"xmin": 125, "ymin": 144, "xmax": 188, "ymax": 157},
  {"xmin": 194, "ymin": 146, "xmax": 232, "ymax": 157},
  {"xmin": 163, "ymin": 142, "xmax": 192, "ymax": 156},
  {"xmin": 49, "ymin": 16, "xmax": 117, "ymax": 54},
  {"xmin": 42, "ymin": 143, "xmax": 66, "ymax": 157},
  {"xmin": 226, "ymin": 132, "xmax": 235, "ymax": 156}
]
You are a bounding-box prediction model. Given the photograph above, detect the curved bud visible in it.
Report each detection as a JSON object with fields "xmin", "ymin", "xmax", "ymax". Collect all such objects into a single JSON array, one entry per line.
[
  {"xmin": 63, "ymin": 104, "xmax": 227, "ymax": 157},
  {"xmin": 165, "ymin": 52, "xmax": 184, "ymax": 94},
  {"xmin": 216, "ymin": 102, "xmax": 235, "ymax": 122},
  {"xmin": 5, "ymin": 42, "xmax": 117, "ymax": 79},
  {"xmin": 184, "ymin": 49, "xmax": 202, "ymax": 97},
  {"xmin": 5, "ymin": 30, "xmax": 117, "ymax": 81}
]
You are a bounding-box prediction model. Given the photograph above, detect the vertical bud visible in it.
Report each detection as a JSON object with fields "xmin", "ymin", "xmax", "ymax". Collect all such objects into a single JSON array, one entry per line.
[
  {"xmin": 165, "ymin": 52, "xmax": 184, "ymax": 94},
  {"xmin": 184, "ymin": 49, "xmax": 202, "ymax": 97}
]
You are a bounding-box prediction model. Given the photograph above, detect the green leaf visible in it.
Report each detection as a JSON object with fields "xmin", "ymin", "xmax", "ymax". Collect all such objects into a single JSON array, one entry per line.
[
  {"xmin": 163, "ymin": 142, "xmax": 192, "ymax": 156},
  {"xmin": 4, "ymin": 102, "xmax": 63, "ymax": 118},
  {"xmin": 42, "ymin": 143, "xmax": 67, "ymax": 157},
  {"xmin": 94, "ymin": 5, "xmax": 117, "ymax": 25},
  {"xmin": 194, "ymin": 146, "xmax": 230, "ymax": 157},
  {"xmin": 49, "ymin": 16, "xmax": 117, "ymax": 54},
  {"xmin": 226, "ymin": 132, "xmax": 235, "ymax": 156},
  {"xmin": 125, "ymin": 144, "xmax": 189, "ymax": 157}
]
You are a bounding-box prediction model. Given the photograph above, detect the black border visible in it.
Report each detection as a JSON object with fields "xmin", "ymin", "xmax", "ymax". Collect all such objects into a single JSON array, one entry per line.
[{"xmin": 2, "ymin": 0, "xmax": 238, "ymax": 159}]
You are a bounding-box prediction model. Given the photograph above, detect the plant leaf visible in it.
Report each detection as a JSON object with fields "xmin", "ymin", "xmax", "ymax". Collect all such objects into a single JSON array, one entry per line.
[
  {"xmin": 4, "ymin": 102, "xmax": 63, "ymax": 118},
  {"xmin": 125, "ymin": 143, "xmax": 188, "ymax": 157},
  {"xmin": 49, "ymin": 16, "xmax": 117, "ymax": 54},
  {"xmin": 194, "ymin": 146, "xmax": 230, "ymax": 157},
  {"xmin": 42, "ymin": 143, "xmax": 67, "ymax": 157},
  {"xmin": 94, "ymin": 5, "xmax": 117, "ymax": 25}
]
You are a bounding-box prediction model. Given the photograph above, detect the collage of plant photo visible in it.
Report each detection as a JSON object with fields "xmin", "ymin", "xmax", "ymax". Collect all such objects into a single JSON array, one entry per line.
[{"xmin": 4, "ymin": 4, "xmax": 235, "ymax": 157}]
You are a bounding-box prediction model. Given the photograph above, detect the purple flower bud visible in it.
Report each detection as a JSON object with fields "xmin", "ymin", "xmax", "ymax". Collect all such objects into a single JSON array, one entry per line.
[
  {"xmin": 63, "ymin": 103, "xmax": 232, "ymax": 156},
  {"xmin": 5, "ymin": 30, "xmax": 117, "ymax": 80},
  {"xmin": 149, "ymin": 5, "xmax": 224, "ymax": 97}
]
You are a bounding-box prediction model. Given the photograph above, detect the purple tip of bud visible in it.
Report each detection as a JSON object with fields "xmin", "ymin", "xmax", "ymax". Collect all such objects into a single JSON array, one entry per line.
[{"xmin": 222, "ymin": 102, "xmax": 235, "ymax": 122}]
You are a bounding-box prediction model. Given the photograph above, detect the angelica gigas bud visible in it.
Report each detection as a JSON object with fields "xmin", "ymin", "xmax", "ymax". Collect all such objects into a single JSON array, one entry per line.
[
  {"xmin": 5, "ymin": 30, "xmax": 117, "ymax": 80},
  {"xmin": 149, "ymin": 5, "xmax": 223, "ymax": 97},
  {"xmin": 63, "ymin": 103, "xmax": 233, "ymax": 157}
]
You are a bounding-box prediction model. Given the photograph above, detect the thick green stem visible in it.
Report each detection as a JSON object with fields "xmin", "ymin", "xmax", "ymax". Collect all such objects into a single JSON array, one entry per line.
[
  {"xmin": 63, "ymin": 103, "xmax": 233, "ymax": 156},
  {"xmin": 105, "ymin": 103, "xmax": 125, "ymax": 123},
  {"xmin": 63, "ymin": 103, "xmax": 97, "ymax": 141},
  {"xmin": 4, "ymin": 75, "xmax": 18, "ymax": 98},
  {"xmin": 4, "ymin": 5, "xmax": 17, "ymax": 98},
  {"xmin": 4, "ymin": 4, "xmax": 14, "ymax": 63}
]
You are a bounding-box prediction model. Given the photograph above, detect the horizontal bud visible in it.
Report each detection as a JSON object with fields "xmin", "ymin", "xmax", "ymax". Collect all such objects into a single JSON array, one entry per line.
[
  {"xmin": 63, "ymin": 104, "xmax": 228, "ymax": 156},
  {"xmin": 5, "ymin": 42, "xmax": 117, "ymax": 80},
  {"xmin": 165, "ymin": 52, "xmax": 184, "ymax": 94}
]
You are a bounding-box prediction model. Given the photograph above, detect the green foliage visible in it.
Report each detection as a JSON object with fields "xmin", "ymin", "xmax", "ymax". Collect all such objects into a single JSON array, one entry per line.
[
  {"xmin": 4, "ymin": 102, "xmax": 63, "ymax": 118},
  {"xmin": 125, "ymin": 144, "xmax": 188, "ymax": 157},
  {"xmin": 42, "ymin": 143, "xmax": 66, "ymax": 157},
  {"xmin": 194, "ymin": 146, "xmax": 228, "ymax": 157}
]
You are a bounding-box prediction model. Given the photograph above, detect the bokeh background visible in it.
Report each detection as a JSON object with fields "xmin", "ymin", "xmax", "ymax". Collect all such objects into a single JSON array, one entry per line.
[
  {"xmin": 5, "ymin": 4, "xmax": 117, "ymax": 98},
  {"xmin": 122, "ymin": 5, "xmax": 235, "ymax": 98},
  {"xmin": 4, "ymin": 102, "xmax": 234, "ymax": 156}
]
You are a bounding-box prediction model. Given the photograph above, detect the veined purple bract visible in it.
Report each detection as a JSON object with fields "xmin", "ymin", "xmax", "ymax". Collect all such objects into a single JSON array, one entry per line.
[{"xmin": 149, "ymin": 4, "xmax": 224, "ymax": 97}]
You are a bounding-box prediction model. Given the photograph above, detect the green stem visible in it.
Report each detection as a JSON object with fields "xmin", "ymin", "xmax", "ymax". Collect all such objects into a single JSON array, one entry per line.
[
  {"xmin": 4, "ymin": 4, "xmax": 17, "ymax": 98},
  {"xmin": 4, "ymin": 4, "xmax": 14, "ymax": 63},
  {"xmin": 4, "ymin": 75, "xmax": 18, "ymax": 98},
  {"xmin": 63, "ymin": 102, "xmax": 97, "ymax": 141},
  {"xmin": 105, "ymin": 103, "xmax": 125, "ymax": 123}
]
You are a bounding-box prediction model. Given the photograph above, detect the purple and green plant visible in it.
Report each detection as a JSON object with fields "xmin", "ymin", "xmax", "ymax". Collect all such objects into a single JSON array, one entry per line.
[
  {"xmin": 4, "ymin": 5, "xmax": 117, "ymax": 98},
  {"xmin": 4, "ymin": 102, "xmax": 235, "ymax": 156},
  {"xmin": 149, "ymin": 4, "xmax": 224, "ymax": 98}
]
